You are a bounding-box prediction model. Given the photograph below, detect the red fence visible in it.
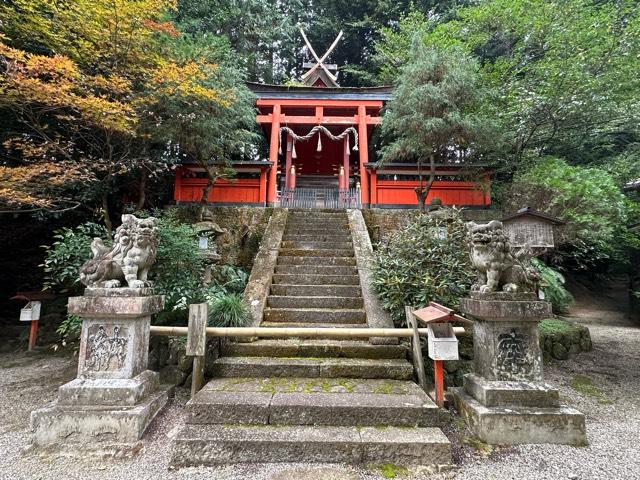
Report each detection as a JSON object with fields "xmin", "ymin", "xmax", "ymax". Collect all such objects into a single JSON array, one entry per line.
[
  {"xmin": 174, "ymin": 177, "xmax": 263, "ymax": 204},
  {"xmin": 371, "ymin": 179, "xmax": 490, "ymax": 207}
]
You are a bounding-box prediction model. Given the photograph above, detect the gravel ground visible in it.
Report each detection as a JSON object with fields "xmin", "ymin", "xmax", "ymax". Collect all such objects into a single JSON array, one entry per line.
[{"xmin": 1, "ymin": 288, "xmax": 638, "ymax": 480}]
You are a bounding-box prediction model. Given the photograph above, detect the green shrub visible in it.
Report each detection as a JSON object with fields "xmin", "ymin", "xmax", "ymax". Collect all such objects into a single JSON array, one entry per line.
[
  {"xmin": 372, "ymin": 209, "xmax": 475, "ymax": 324},
  {"xmin": 41, "ymin": 209, "xmax": 251, "ymax": 334},
  {"xmin": 208, "ymin": 292, "xmax": 251, "ymax": 327},
  {"xmin": 55, "ymin": 314, "xmax": 83, "ymax": 345},
  {"xmin": 508, "ymin": 156, "xmax": 631, "ymax": 273},
  {"xmin": 531, "ymin": 258, "xmax": 574, "ymax": 314},
  {"xmin": 41, "ymin": 222, "xmax": 109, "ymax": 293}
]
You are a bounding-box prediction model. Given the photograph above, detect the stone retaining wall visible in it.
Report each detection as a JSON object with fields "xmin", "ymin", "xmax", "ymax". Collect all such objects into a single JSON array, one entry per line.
[
  {"xmin": 174, "ymin": 205, "xmax": 273, "ymax": 268},
  {"xmin": 362, "ymin": 208, "xmax": 503, "ymax": 244}
]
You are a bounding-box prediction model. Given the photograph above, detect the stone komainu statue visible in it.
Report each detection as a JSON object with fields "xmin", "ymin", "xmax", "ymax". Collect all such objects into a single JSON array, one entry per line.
[
  {"xmin": 467, "ymin": 220, "xmax": 540, "ymax": 294},
  {"xmin": 79, "ymin": 214, "xmax": 159, "ymax": 289}
]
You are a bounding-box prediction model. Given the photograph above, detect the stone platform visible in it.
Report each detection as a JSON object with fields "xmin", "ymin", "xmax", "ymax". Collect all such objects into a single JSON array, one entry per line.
[
  {"xmin": 31, "ymin": 292, "xmax": 171, "ymax": 454},
  {"xmin": 453, "ymin": 294, "xmax": 587, "ymax": 445}
]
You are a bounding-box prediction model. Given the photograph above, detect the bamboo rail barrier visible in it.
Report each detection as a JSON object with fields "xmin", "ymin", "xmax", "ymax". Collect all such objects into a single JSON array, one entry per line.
[{"xmin": 150, "ymin": 325, "xmax": 467, "ymax": 338}]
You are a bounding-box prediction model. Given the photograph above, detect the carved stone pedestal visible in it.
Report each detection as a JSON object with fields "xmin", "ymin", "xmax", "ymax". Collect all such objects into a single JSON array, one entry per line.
[
  {"xmin": 451, "ymin": 293, "xmax": 587, "ymax": 445},
  {"xmin": 30, "ymin": 290, "xmax": 171, "ymax": 454}
]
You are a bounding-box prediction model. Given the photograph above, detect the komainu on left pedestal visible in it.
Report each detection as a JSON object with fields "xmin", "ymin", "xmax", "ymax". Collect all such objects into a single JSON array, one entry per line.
[{"xmin": 30, "ymin": 216, "xmax": 170, "ymax": 456}]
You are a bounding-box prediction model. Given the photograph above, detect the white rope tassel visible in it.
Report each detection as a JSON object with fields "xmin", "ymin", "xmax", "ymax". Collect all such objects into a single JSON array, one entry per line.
[
  {"xmin": 352, "ymin": 132, "xmax": 358, "ymax": 151},
  {"xmin": 317, "ymin": 132, "xmax": 322, "ymax": 152},
  {"xmin": 346, "ymin": 138, "xmax": 351, "ymax": 156},
  {"xmin": 292, "ymin": 141, "xmax": 297, "ymax": 159}
]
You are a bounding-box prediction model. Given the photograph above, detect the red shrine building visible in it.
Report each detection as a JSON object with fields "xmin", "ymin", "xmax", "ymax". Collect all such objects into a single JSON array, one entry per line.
[{"xmin": 173, "ymin": 34, "xmax": 491, "ymax": 209}]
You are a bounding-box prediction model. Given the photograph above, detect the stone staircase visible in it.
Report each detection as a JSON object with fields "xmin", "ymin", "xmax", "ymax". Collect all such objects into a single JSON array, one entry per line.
[{"xmin": 171, "ymin": 210, "xmax": 452, "ymax": 468}]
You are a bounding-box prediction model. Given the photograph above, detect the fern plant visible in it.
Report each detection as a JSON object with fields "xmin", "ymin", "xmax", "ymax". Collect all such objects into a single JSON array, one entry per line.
[{"xmin": 531, "ymin": 258, "xmax": 574, "ymax": 314}]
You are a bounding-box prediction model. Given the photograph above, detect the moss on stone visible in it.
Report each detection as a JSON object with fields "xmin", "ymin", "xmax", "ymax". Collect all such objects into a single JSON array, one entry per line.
[
  {"xmin": 570, "ymin": 374, "xmax": 611, "ymax": 404},
  {"xmin": 374, "ymin": 463, "xmax": 409, "ymax": 478},
  {"xmin": 462, "ymin": 435, "xmax": 495, "ymax": 456}
]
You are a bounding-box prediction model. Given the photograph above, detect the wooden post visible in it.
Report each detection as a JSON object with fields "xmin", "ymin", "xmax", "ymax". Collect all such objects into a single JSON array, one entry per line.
[
  {"xmin": 434, "ymin": 360, "xmax": 445, "ymax": 408},
  {"xmin": 266, "ymin": 104, "xmax": 281, "ymax": 206},
  {"xmin": 357, "ymin": 105, "xmax": 369, "ymax": 207},
  {"xmin": 28, "ymin": 319, "xmax": 38, "ymax": 351},
  {"xmin": 406, "ymin": 306, "xmax": 427, "ymax": 392},
  {"xmin": 370, "ymin": 168, "xmax": 378, "ymax": 206},
  {"xmin": 187, "ymin": 303, "xmax": 208, "ymax": 398}
]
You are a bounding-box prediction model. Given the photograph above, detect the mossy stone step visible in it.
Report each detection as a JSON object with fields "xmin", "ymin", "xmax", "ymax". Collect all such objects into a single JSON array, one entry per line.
[
  {"xmin": 171, "ymin": 424, "xmax": 451, "ymax": 467},
  {"xmin": 276, "ymin": 256, "xmax": 356, "ymax": 266},
  {"xmin": 272, "ymin": 273, "xmax": 360, "ymax": 285},
  {"xmin": 267, "ymin": 295, "xmax": 363, "ymax": 309},
  {"xmin": 222, "ymin": 340, "xmax": 405, "ymax": 360},
  {"xmin": 210, "ymin": 356, "xmax": 414, "ymax": 380},
  {"xmin": 264, "ymin": 307, "xmax": 366, "ymax": 324},
  {"xmin": 279, "ymin": 248, "xmax": 354, "ymax": 257},
  {"xmin": 275, "ymin": 265, "xmax": 358, "ymax": 275},
  {"xmin": 186, "ymin": 387, "xmax": 440, "ymax": 427},
  {"xmin": 270, "ymin": 284, "xmax": 362, "ymax": 297}
]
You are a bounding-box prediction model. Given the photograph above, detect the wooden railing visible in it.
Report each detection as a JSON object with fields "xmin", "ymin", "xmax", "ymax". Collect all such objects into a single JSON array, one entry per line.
[
  {"xmin": 279, "ymin": 187, "xmax": 360, "ymax": 209},
  {"xmin": 150, "ymin": 303, "xmax": 467, "ymax": 401}
]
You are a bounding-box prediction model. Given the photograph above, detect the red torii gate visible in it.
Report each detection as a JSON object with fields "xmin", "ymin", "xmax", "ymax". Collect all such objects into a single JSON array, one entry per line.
[{"xmin": 255, "ymin": 97, "xmax": 384, "ymax": 207}]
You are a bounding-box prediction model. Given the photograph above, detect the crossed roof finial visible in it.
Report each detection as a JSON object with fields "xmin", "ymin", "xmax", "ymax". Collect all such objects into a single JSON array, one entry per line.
[{"xmin": 300, "ymin": 28, "xmax": 343, "ymax": 88}]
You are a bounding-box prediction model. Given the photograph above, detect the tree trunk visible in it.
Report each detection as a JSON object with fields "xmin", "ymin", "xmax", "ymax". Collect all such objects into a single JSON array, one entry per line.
[
  {"xmin": 102, "ymin": 192, "xmax": 113, "ymax": 233},
  {"xmin": 414, "ymin": 155, "xmax": 437, "ymax": 213},
  {"xmin": 199, "ymin": 168, "xmax": 216, "ymax": 221},
  {"xmin": 136, "ymin": 171, "xmax": 147, "ymax": 211}
]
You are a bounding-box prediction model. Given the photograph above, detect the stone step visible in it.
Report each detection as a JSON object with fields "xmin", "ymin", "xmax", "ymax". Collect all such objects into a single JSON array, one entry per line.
[
  {"xmin": 171, "ymin": 424, "xmax": 451, "ymax": 467},
  {"xmin": 271, "ymin": 284, "xmax": 362, "ymax": 297},
  {"xmin": 270, "ymin": 284, "xmax": 362, "ymax": 297},
  {"xmin": 267, "ymin": 295, "xmax": 363, "ymax": 309},
  {"xmin": 277, "ymin": 256, "xmax": 356, "ymax": 266},
  {"xmin": 223, "ymin": 340, "xmax": 406, "ymax": 359},
  {"xmin": 282, "ymin": 234, "xmax": 352, "ymax": 242},
  {"xmin": 289, "ymin": 211, "xmax": 347, "ymax": 217},
  {"xmin": 286, "ymin": 221, "xmax": 350, "ymax": 228},
  {"xmin": 264, "ymin": 308, "xmax": 366, "ymax": 324},
  {"xmin": 210, "ymin": 357, "xmax": 414, "ymax": 380},
  {"xmin": 281, "ymin": 241, "xmax": 353, "ymax": 250},
  {"xmin": 186, "ymin": 381, "xmax": 439, "ymax": 427},
  {"xmin": 272, "ymin": 273, "xmax": 360, "ymax": 285},
  {"xmin": 275, "ymin": 265, "xmax": 357, "ymax": 275},
  {"xmin": 279, "ymin": 249, "xmax": 354, "ymax": 257},
  {"xmin": 285, "ymin": 225, "xmax": 350, "ymax": 233}
]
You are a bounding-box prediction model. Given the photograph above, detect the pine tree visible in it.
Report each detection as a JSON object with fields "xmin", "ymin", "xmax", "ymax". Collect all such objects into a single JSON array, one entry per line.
[{"xmin": 379, "ymin": 38, "xmax": 494, "ymax": 211}]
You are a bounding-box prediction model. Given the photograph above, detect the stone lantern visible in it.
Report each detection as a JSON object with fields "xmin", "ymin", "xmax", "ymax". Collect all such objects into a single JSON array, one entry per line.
[{"xmin": 194, "ymin": 219, "xmax": 226, "ymax": 284}]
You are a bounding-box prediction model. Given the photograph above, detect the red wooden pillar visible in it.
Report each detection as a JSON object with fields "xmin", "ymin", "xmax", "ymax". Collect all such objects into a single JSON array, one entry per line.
[
  {"xmin": 357, "ymin": 105, "xmax": 370, "ymax": 207},
  {"xmin": 483, "ymin": 173, "xmax": 491, "ymax": 206},
  {"xmin": 28, "ymin": 319, "xmax": 39, "ymax": 351},
  {"xmin": 258, "ymin": 168, "xmax": 267, "ymax": 205},
  {"xmin": 173, "ymin": 166, "xmax": 184, "ymax": 202},
  {"xmin": 343, "ymin": 136, "xmax": 350, "ymax": 190},
  {"xmin": 284, "ymin": 134, "xmax": 293, "ymax": 189},
  {"xmin": 370, "ymin": 168, "xmax": 378, "ymax": 206},
  {"xmin": 266, "ymin": 104, "xmax": 281, "ymax": 206},
  {"xmin": 434, "ymin": 360, "xmax": 445, "ymax": 407}
]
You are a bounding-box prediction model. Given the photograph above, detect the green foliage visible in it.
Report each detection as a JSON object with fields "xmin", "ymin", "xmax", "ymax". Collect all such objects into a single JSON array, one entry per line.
[
  {"xmin": 56, "ymin": 314, "xmax": 83, "ymax": 345},
  {"xmin": 41, "ymin": 222, "xmax": 109, "ymax": 293},
  {"xmin": 208, "ymin": 292, "xmax": 251, "ymax": 328},
  {"xmin": 380, "ymin": 40, "xmax": 498, "ymax": 165},
  {"xmin": 372, "ymin": 209, "xmax": 475, "ymax": 324},
  {"xmin": 508, "ymin": 156, "xmax": 634, "ymax": 272},
  {"xmin": 532, "ymin": 259, "xmax": 574, "ymax": 314}
]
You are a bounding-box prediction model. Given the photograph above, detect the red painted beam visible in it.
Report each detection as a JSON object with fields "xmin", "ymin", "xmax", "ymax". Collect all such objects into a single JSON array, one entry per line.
[
  {"xmin": 256, "ymin": 114, "xmax": 381, "ymax": 125},
  {"xmin": 257, "ymin": 99, "xmax": 383, "ymax": 108}
]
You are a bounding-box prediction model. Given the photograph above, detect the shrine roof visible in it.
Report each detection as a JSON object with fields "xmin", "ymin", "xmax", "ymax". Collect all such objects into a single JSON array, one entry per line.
[
  {"xmin": 247, "ymin": 82, "xmax": 393, "ymax": 101},
  {"xmin": 500, "ymin": 206, "xmax": 566, "ymax": 225}
]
